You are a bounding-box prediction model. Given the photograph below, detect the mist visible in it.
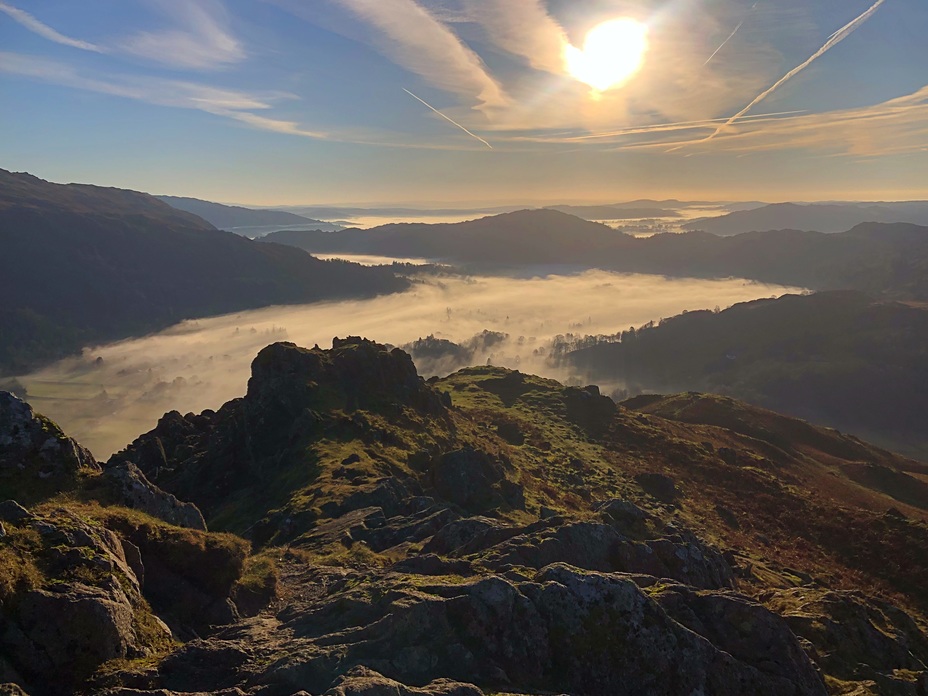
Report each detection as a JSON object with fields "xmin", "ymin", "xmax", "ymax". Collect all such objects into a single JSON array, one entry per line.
[{"xmin": 16, "ymin": 269, "xmax": 803, "ymax": 459}]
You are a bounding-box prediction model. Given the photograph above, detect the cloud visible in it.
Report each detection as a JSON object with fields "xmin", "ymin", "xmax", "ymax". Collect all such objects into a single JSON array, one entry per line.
[
  {"xmin": 589, "ymin": 85, "xmax": 928, "ymax": 158},
  {"xmin": 120, "ymin": 0, "xmax": 245, "ymax": 70},
  {"xmin": 0, "ymin": 51, "xmax": 500, "ymax": 150},
  {"xmin": 459, "ymin": 0, "xmax": 568, "ymax": 75},
  {"xmin": 0, "ymin": 0, "xmax": 243, "ymax": 71},
  {"xmin": 17, "ymin": 269, "xmax": 802, "ymax": 458},
  {"xmin": 0, "ymin": 1, "xmax": 103, "ymax": 52},
  {"xmin": 285, "ymin": 0, "xmax": 508, "ymax": 110},
  {"xmin": 686, "ymin": 85, "xmax": 928, "ymax": 157},
  {"xmin": 0, "ymin": 51, "xmax": 323, "ymax": 137}
]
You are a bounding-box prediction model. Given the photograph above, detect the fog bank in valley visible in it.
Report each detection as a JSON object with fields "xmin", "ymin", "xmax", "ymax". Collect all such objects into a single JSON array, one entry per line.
[{"xmin": 17, "ymin": 270, "xmax": 803, "ymax": 458}]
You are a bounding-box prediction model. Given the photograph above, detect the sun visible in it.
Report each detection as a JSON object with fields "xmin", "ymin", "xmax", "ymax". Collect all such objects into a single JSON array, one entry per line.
[{"xmin": 565, "ymin": 18, "xmax": 649, "ymax": 93}]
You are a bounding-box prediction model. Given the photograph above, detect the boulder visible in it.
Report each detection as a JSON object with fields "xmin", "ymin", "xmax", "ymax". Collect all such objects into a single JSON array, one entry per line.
[
  {"xmin": 104, "ymin": 463, "xmax": 206, "ymax": 531},
  {"xmin": 596, "ymin": 498, "xmax": 650, "ymax": 530},
  {"xmin": 766, "ymin": 587, "xmax": 928, "ymax": 693},
  {"xmin": 0, "ymin": 501, "xmax": 31, "ymax": 524},
  {"xmin": 635, "ymin": 472, "xmax": 680, "ymax": 503},
  {"xmin": 428, "ymin": 447, "xmax": 523, "ymax": 513},
  {"xmin": 324, "ymin": 666, "xmax": 484, "ymax": 696},
  {"xmin": 0, "ymin": 392, "xmax": 99, "ymax": 502},
  {"xmin": 0, "ymin": 511, "xmax": 171, "ymax": 694}
]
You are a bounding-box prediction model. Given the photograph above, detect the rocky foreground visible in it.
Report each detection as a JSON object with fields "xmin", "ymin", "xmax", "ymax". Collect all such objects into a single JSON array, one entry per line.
[{"xmin": 1, "ymin": 338, "xmax": 927, "ymax": 695}]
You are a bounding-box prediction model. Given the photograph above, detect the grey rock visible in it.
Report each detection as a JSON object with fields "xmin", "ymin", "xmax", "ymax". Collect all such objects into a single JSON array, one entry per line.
[
  {"xmin": 767, "ymin": 587, "xmax": 928, "ymax": 693},
  {"xmin": 421, "ymin": 516, "xmax": 521, "ymax": 556},
  {"xmin": 104, "ymin": 462, "xmax": 206, "ymax": 530},
  {"xmin": 260, "ymin": 563, "xmax": 824, "ymax": 695},
  {"xmin": 0, "ymin": 512, "xmax": 170, "ymax": 691},
  {"xmin": 0, "ymin": 392, "xmax": 99, "ymax": 498},
  {"xmin": 325, "ymin": 666, "xmax": 484, "ymax": 696},
  {"xmin": 473, "ymin": 521, "xmax": 736, "ymax": 590},
  {"xmin": 596, "ymin": 498, "xmax": 649, "ymax": 525}
]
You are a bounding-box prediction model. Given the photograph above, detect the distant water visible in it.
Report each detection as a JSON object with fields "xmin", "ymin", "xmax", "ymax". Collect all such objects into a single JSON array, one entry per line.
[{"xmin": 19, "ymin": 270, "xmax": 804, "ymax": 459}]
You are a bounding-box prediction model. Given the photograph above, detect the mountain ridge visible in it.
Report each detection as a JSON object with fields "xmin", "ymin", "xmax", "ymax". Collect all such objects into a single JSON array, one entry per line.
[
  {"xmin": 261, "ymin": 210, "xmax": 928, "ymax": 300},
  {"xmin": 2, "ymin": 338, "xmax": 927, "ymax": 695},
  {"xmin": 0, "ymin": 170, "xmax": 408, "ymax": 375},
  {"xmin": 684, "ymin": 201, "xmax": 928, "ymax": 235},
  {"xmin": 157, "ymin": 195, "xmax": 343, "ymax": 234}
]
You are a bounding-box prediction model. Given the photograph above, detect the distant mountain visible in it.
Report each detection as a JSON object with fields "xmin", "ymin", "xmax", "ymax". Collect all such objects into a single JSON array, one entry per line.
[
  {"xmin": 279, "ymin": 204, "xmax": 521, "ymax": 221},
  {"xmin": 261, "ymin": 209, "xmax": 928, "ymax": 300},
  {"xmin": 684, "ymin": 201, "xmax": 928, "ymax": 235},
  {"xmin": 568, "ymin": 290, "xmax": 928, "ymax": 458},
  {"xmin": 546, "ymin": 205, "xmax": 680, "ymax": 220},
  {"xmin": 611, "ymin": 198, "xmax": 708, "ymax": 208},
  {"xmin": 0, "ymin": 170, "xmax": 407, "ymax": 374},
  {"xmin": 262, "ymin": 208, "xmax": 619, "ymax": 263},
  {"xmin": 157, "ymin": 195, "xmax": 342, "ymax": 234}
]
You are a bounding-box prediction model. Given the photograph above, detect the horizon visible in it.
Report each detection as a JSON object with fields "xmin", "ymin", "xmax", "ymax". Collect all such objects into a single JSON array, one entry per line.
[
  {"xmin": 2, "ymin": 0, "xmax": 926, "ymax": 205},
  {"xmin": 7, "ymin": 167, "xmax": 928, "ymax": 211}
]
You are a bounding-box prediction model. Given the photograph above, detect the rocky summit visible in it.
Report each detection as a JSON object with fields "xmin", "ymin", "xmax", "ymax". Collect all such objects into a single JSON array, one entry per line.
[{"xmin": 2, "ymin": 338, "xmax": 928, "ymax": 696}]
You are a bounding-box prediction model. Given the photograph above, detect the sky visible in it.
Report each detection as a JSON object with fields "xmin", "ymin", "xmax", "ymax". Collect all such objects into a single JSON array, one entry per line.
[{"xmin": 1, "ymin": 0, "xmax": 927, "ymax": 205}]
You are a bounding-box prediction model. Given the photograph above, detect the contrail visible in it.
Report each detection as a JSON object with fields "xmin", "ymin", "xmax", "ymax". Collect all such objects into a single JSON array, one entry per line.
[
  {"xmin": 402, "ymin": 88, "xmax": 493, "ymax": 149},
  {"xmin": 703, "ymin": 2, "xmax": 758, "ymax": 67},
  {"xmin": 703, "ymin": 20, "xmax": 745, "ymax": 66},
  {"xmin": 702, "ymin": 0, "xmax": 887, "ymax": 143}
]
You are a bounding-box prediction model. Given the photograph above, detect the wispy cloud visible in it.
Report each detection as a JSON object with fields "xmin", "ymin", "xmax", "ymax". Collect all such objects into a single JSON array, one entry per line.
[
  {"xmin": 0, "ymin": 51, "xmax": 498, "ymax": 151},
  {"xmin": 705, "ymin": 85, "xmax": 928, "ymax": 157},
  {"xmin": 120, "ymin": 0, "xmax": 245, "ymax": 70},
  {"xmin": 0, "ymin": 0, "xmax": 244, "ymax": 71},
  {"xmin": 0, "ymin": 1, "xmax": 103, "ymax": 52},
  {"xmin": 322, "ymin": 0, "xmax": 508, "ymax": 110},
  {"xmin": 459, "ymin": 0, "xmax": 568, "ymax": 75},
  {"xmin": 0, "ymin": 51, "xmax": 318, "ymax": 136},
  {"xmin": 606, "ymin": 86, "xmax": 928, "ymax": 157}
]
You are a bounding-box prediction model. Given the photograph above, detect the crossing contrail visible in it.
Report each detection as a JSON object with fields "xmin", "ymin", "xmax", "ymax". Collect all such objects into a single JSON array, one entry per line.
[
  {"xmin": 702, "ymin": 0, "xmax": 888, "ymax": 143},
  {"xmin": 403, "ymin": 88, "xmax": 493, "ymax": 149},
  {"xmin": 703, "ymin": 2, "xmax": 758, "ymax": 67}
]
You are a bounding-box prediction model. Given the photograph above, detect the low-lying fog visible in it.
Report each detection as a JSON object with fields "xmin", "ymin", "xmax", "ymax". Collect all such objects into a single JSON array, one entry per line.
[{"xmin": 18, "ymin": 270, "xmax": 803, "ymax": 459}]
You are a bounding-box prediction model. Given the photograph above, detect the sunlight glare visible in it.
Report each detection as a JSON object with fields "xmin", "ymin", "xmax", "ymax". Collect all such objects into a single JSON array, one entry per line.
[{"xmin": 565, "ymin": 18, "xmax": 649, "ymax": 93}]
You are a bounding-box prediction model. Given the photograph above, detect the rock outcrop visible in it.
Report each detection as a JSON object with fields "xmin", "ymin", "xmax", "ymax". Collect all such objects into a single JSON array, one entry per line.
[
  {"xmin": 103, "ymin": 462, "xmax": 206, "ymax": 531},
  {"xmin": 0, "ymin": 508, "xmax": 172, "ymax": 693},
  {"xmin": 4, "ymin": 341, "xmax": 928, "ymax": 696},
  {"xmin": 766, "ymin": 588, "xmax": 928, "ymax": 694},
  {"xmin": 0, "ymin": 391, "xmax": 99, "ymax": 501}
]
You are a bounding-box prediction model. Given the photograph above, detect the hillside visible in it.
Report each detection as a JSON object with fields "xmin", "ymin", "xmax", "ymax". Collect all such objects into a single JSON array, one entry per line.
[
  {"xmin": 6, "ymin": 339, "xmax": 927, "ymax": 694},
  {"xmin": 568, "ymin": 291, "xmax": 928, "ymax": 458},
  {"xmin": 262, "ymin": 208, "xmax": 622, "ymax": 263},
  {"xmin": 261, "ymin": 210, "xmax": 928, "ymax": 300},
  {"xmin": 684, "ymin": 201, "xmax": 928, "ymax": 235},
  {"xmin": 0, "ymin": 170, "xmax": 407, "ymax": 375},
  {"xmin": 157, "ymin": 195, "xmax": 343, "ymax": 233}
]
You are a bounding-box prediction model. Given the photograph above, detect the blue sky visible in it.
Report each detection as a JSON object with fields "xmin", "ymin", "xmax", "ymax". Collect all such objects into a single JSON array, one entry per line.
[{"xmin": 1, "ymin": 0, "xmax": 926, "ymax": 205}]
